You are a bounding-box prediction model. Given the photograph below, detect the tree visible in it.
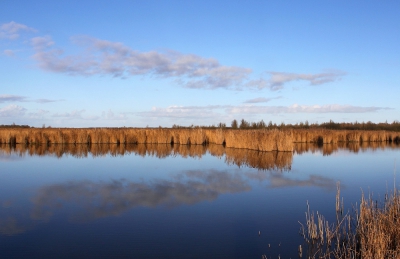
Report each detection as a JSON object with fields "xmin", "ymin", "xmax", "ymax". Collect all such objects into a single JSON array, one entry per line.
[
  {"xmin": 239, "ymin": 119, "xmax": 249, "ymax": 129},
  {"xmin": 257, "ymin": 120, "xmax": 266, "ymax": 128},
  {"xmin": 231, "ymin": 119, "xmax": 238, "ymax": 129}
]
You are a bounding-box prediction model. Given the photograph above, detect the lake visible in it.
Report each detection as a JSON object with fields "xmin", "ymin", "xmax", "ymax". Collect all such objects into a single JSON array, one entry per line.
[{"xmin": 0, "ymin": 142, "xmax": 399, "ymax": 258}]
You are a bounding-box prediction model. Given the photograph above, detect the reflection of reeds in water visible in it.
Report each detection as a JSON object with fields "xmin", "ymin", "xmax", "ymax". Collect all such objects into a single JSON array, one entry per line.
[
  {"xmin": 225, "ymin": 148, "xmax": 292, "ymax": 171},
  {"xmin": 294, "ymin": 141, "xmax": 400, "ymax": 156},
  {"xmin": 0, "ymin": 143, "xmax": 293, "ymax": 171},
  {"xmin": 2, "ymin": 141, "xmax": 399, "ymax": 170},
  {"xmin": 300, "ymin": 183, "xmax": 400, "ymax": 258}
]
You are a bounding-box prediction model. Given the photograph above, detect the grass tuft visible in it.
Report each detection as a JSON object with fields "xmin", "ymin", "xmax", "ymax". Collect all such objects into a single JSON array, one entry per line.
[{"xmin": 300, "ymin": 182, "xmax": 400, "ymax": 258}]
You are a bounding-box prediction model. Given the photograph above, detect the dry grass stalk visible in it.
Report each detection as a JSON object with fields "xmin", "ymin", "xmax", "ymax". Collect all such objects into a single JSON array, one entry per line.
[{"xmin": 300, "ymin": 182, "xmax": 400, "ymax": 258}]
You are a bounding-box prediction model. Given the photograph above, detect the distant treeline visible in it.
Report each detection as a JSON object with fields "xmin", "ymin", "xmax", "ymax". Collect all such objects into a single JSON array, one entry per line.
[
  {"xmin": 173, "ymin": 120, "xmax": 400, "ymax": 132},
  {"xmin": 0, "ymin": 124, "xmax": 31, "ymax": 128},
  {"xmin": 2, "ymin": 120, "xmax": 400, "ymax": 132}
]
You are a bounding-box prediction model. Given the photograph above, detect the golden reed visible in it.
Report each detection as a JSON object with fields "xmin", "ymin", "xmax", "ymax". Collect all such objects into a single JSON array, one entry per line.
[{"xmin": 0, "ymin": 128, "xmax": 399, "ymax": 152}]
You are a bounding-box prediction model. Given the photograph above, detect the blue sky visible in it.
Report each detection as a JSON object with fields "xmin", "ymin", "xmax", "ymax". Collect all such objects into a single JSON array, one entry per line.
[{"xmin": 1, "ymin": 1, "xmax": 399, "ymax": 127}]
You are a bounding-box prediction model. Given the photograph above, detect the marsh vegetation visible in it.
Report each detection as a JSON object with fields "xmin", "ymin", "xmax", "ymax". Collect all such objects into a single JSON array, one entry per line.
[{"xmin": 300, "ymin": 182, "xmax": 400, "ymax": 259}]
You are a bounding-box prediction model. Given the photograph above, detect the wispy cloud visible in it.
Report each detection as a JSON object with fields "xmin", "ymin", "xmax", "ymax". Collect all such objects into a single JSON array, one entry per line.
[
  {"xmin": 35, "ymin": 98, "xmax": 63, "ymax": 103},
  {"xmin": 3, "ymin": 49, "xmax": 15, "ymax": 57},
  {"xmin": 27, "ymin": 33, "xmax": 345, "ymax": 90},
  {"xmin": 28, "ymin": 109, "xmax": 49, "ymax": 119},
  {"xmin": 52, "ymin": 109, "xmax": 99, "ymax": 121},
  {"xmin": 228, "ymin": 104, "xmax": 390, "ymax": 114},
  {"xmin": 247, "ymin": 71, "xmax": 345, "ymax": 91},
  {"xmin": 0, "ymin": 21, "xmax": 36, "ymax": 40},
  {"xmin": 0, "ymin": 94, "xmax": 62, "ymax": 104},
  {"xmin": 137, "ymin": 105, "xmax": 233, "ymax": 123},
  {"xmin": 139, "ymin": 103, "xmax": 390, "ymax": 119},
  {"xmin": 30, "ymin": 35, "xmax": 252, "ymax": 89},
  {"xmin": 243, "ymin": 96, "xmax": 282, "ymax": 103},
  {"xmin": 2, "ymin": 21, "xmax": 346, "ymax": 91},
  {"xmin": 52, "ymin": 109, "xmax": 86, "ymax": 118},
  {"xmin": 0, "ymin": 94, "xmax": 26, "ymax": 103},
  {"xmin": 101, "ymin": 110, "xmax": 129, "ymax": 120},
  {"xmin": 0, "ymin": 104, "xmax": 27, "ymax": 117}
]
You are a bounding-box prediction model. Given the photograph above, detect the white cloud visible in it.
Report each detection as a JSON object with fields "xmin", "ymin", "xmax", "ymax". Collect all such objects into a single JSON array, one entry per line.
[
  {"xmin": 3, "ymin": 49, "xmax": 15, "ymax": 56},
  {"xmin": 102, "ymin": 110, "xmax": 128, "ymax": 120},
  {"xmin": 0, "ymin": 104, "xmax": 27, "ymax": 117},
  {"xmin": 139, "ymin": 105, "xmax": 230, "ymax": 119},
  {"xmin": 52, "ymin": 109, "xmax": 99, "ymax": 121},
  {"xmin": 28, "ymin": 109, "xmax": 49, "ymax": 119},
  {"xmin": 52, "ymin": 109, "xmax": 86, "ymax": 118},
  {"xmin": 0, "ymin": 95, "xmax": 26, "ymax": 102},
  {"xmin": 35, "ymin": 98, "xmax": 63, "ymax": 103},
  {"xmin": 0, "ymin": 94, "xmax": 61, "ymax": 103},
  {"xmin": 0, "ymin": 21, "xmax": 36, "ymax": 40},
  {"xmin": 247, "ymin": 71, "xmax": 345, "ymax": 91},
  {"xmin": 228, "ymin": 104, "xmax": 389, "ymax": 114},
  {"xmin": 269, "ymin": 71, "xmax": 345, "ymax": 88},
  {"xmin": 31, "ymin": 36, "xmax": 55, "ymax": 50},
  {"xmin": 243, "ymin": 96, "xmax": 282, "ymax": 103},
  {"xmin": 139, "ymin": 103, "xmax": 390, "ymax": 120},
  {"xmin": 4, "ymin": 22, "xmax": 346, "ymax": 91},
  {"xmin": 30, "ymin": 35, "xmax": 252, "ymax": 89}
]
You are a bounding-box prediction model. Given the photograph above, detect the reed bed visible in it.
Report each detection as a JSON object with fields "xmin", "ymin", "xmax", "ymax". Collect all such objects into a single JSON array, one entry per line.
[
  {"xmin": 300, "ymin": 183, "xmax": 400, "ymax": 258},
  {"xmin": 0, "ymin": 128, "xmax": 294, "ymax": 151},
  {"xmin": 0, "ymin": 128, "xmax": 399, "ymax": 154},
  {"xmin": 292, "ymin": 129, "xmax": 399, "ymax": 144}
]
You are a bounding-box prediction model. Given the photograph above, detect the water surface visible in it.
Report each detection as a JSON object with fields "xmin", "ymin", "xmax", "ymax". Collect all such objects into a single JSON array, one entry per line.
[{"xmin": 0, "ymin": 143, "xmax": 399, "ymax": 258}]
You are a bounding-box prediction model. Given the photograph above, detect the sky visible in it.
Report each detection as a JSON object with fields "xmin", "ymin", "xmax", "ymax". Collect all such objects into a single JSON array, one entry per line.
[{"xmin": 0, "ymin": 1, "xmax": 399, "ymax": 127}]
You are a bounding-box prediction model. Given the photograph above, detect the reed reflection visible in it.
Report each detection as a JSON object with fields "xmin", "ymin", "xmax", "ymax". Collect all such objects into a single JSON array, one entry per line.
[
  {"xmin": 294, "ymin": 142, "xmax": 400, "ymax": 156},
  {"xmin": 0, "ymin": 143, "xmax": 293, "ymax": 171}
]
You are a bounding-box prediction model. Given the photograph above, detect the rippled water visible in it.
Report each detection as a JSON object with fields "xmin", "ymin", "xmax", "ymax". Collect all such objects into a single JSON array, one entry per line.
[{"xmin": 0, "ymin": 143, "xmax": 399, "ymax": 258}]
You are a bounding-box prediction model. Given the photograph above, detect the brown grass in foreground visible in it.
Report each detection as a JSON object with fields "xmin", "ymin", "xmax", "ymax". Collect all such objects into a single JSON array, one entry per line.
[{"xmin": 300, "ymin": 183, "xmax": 400, "ymax": 258}]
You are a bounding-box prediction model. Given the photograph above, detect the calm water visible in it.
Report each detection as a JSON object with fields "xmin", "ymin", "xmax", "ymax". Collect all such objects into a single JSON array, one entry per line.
[{"xmin": 0, "ymin": 143, "xmax": 399, "ymax": 258}]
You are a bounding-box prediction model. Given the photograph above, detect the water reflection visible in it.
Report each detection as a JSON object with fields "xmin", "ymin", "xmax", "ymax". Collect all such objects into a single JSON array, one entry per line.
[
  {"xmin": 0, "ymin": 143, "xmax": 293, "ymax": 171},
  {"xmin": 0, "ymin": 217, "xmax": 27, "ymax": 236},
  {"xmin": 294, "ymin": 141, "xmax": 400, "ymax": 156},
  {"xmin": 0, "ymin": 170, "xmax": 339, "ymax": 238},
  {"xmin": 268, "ymin": 173, "xmax": 337, "ymax": 190},
  {"xmin": 30, "ymin": 170, "xmax": 251, "ymax": 222},
  {"xmin": 1, "ymin": 142, "xmax": 398, "ymax": 170},
  {"xmin": 0, "ymin": 142, "xmax": 396, "ymax": 239}
]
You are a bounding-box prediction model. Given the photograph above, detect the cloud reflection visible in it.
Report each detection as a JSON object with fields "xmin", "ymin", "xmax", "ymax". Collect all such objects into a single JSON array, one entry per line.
[
  {"xmin": 30, "ymin": 170, "xmax": 250, "ymax": 221},
  {"xmin": 267, "ymin": 173, "xmax": 337, "ymax": 190},
  {"xmin": 0, "ymin": 217, "xmax": 27, "ymax": 236},
  {"xmin": 245, "ymin": 171, "xmax": 337, "ymax": 191}
]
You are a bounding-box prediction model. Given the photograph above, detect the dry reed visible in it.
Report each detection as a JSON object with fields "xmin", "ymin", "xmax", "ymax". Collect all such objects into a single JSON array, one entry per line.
[
  {"xmin": 300, "ymin": 182, "xmax": 400, "ymax": 258},
  {"xmin": 0, "ymin": 128, "xmax": 295, "ymax": 152}
]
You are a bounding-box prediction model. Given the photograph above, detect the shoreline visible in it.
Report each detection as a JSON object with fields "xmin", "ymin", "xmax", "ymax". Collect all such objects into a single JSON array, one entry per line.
[{"xmin": 0, "ymin": 128, "xmax": 399, "ymax": 152}]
